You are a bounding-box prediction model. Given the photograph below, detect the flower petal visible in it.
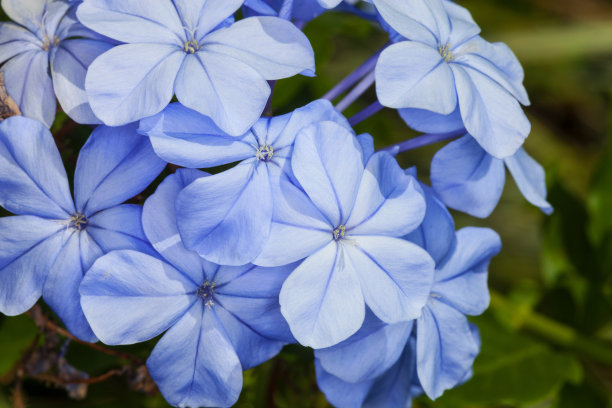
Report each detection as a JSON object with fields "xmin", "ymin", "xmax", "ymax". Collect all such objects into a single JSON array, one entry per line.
[
  {"xmin": 0, "ymin": 215, "xmax": 65, "ymax": 315},
  {"xmin": 142, "ymin": 169, "xmax": 208, "ymax": 284},
  {"xmin": 372, "ymin": 0, "xmax": 450, "ymax": 47},
  {"xmin": 505, "ymin": 148, "xmax": 553, "ymax": 214},
  {"xmin": 80, "ymin": 250, "xmax": 197, "ymax": 345},
  {"xmin": 74, "ymin": 123, "xmax": 166, "ymax": 216},
  {"xmin": 52, "ymin": 38, "xmax": 113, "ymax": 124},
  {"xmin": 431, "ymin": 135, "xmax": 506, "ymax": 218},
  {"xmin": 376, "ymin": 42, "xmax": 457, "ymax": 114},
  {"xmin": 171, "ymin": 0, "xmax": 242, "ymax": 40},
  {"xmin": 2, "ymin": 50, "xmax": 55, "ymax": 127},
  {"xmin": 417, "ymin": 301, "xmax": 479, "ymax": 399},
  {"xmin": 279, "ymin": 242, "xmax": 365, "ymax": 348},
  {"xmin": 348, "ymin": 235, "xmax": 434, "ymax": 324},
  {"xmin": 147, "ymin": 303, "xmax": 243, "ymax": 408},
  {"xmin": 398, "ymin": 106, "xmax": 464, "ymax": 134},
  {"xmin": 42, "ymin": 232, "xmax": 96, "ymax": 342},
  {"xmin": 452, "ymin": 64, "xmax": 530, "ymax": 159},
  {"xmin": 316, "ymin": 311, "xmax": 413, "ymax": 383},
  {"xmin": 176, "ymin": 160, "xmax": 273, "ymax": 266},
  {"xmin": 76, "ymin": 0, "xmax": 184, "ymax": 44},
  {"xmin": 2, "ymin": 0, "xmax": 49, "ymax": 35},
  {"xmin": 202, "ymin": 16, "xmax": 315, "ymax": 79},
  {"xmin": 138, "ymin": 102, "xmax": 256, "ymax": 168},
  {"xmin": 85, "ymin": 43, "xmax": 184, "ymax": 126},
  {"xmin": 347, "ymin": 152, "xmax": 426, "ymax": 237},
  {"xmin": 434, "ymin": 227, "xmax": 501, "ymax": 315},
  {"xmin": 292, "ymin": 121, "xmax": 363, "ymax": 226},
  {"xmin": 0, "ymin": 116, "xmax": 74, "ymax": 218},
  {"xmin": 315, "ymin": 360, "xmax": 374, "ymax": 408},
  {"xmin": 0, "ymin": 22, "xmax": 40, "ymax": 63},
  {"xmin": 254, "ymin": 171, "xmax": 331, "ymax": 267},
  {"xmin": 175, "ymin": 51, "xmax": 269, "ymax": 136}
]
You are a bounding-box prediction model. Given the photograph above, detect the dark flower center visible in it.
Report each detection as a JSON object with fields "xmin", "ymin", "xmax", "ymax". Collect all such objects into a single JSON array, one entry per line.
[
  {"xmin": 196, "ymin": 281, "xmax": 216, "ymax": 307},
  {"xmin": 438, "ymin": 44, "xmax": 454, "ymax": 62},
  {"xmin": 255, "ymin": 144, "xmax": 274, "ymax": 161},
  {"xmin": 68, "ymin": 213, "xmax": 88, "ymax": 231},
  {"xmin": 183, "ymin": 39, "xmax": 199, "ymax": 54},
  {"xmin": 42, "ymin": 35, "xmax": 60, "ymax": 52},
  {"xmin": 332, "ymin": 225, "xmax": 346, "ymax": 241}
]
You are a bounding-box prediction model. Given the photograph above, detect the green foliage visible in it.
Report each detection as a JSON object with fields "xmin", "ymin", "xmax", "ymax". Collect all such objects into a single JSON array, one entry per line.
[{"xmin": 0, "ymin": 315, "xmax": 37, "ymax": 374}]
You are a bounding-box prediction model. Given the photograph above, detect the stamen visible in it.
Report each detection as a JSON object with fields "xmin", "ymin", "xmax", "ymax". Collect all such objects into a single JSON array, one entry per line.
[
  {"xmin": 438, "ymin": 44, "xmax": 454, "ymax": 62},
  {"xmin": 183, "ymin": 39, "xmax": 199, "ymax": 54},
  {"xmin": 332, "ymin": 225, "xmax": 346, "ymax": 241},
  {"xmin": 196, "ymin": 281, "xmax": 216, "ymax": 307},
  {"xmin": 42, "ymin": 35, "xmax": 60, "ymax": 51},
  {"xmin": 68, "ymin": 213, "xmax": 88, "ymax": 231},
  {"xmin": 255, "ymin": 144, "xmax": 274, "ymax": 161}
]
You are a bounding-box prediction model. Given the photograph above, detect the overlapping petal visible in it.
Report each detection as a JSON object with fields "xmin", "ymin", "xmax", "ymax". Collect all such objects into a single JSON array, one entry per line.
[
  {"xmin": 86, "ymin": 205, "xmax": 154, "ymax": 255},
  {"xmin": 0, "ymin": 23, "xmax": 39, "ymax": 63},
  {"xmin": 505, "ymin": 148, "xmax": 553, "ymax": 214}
]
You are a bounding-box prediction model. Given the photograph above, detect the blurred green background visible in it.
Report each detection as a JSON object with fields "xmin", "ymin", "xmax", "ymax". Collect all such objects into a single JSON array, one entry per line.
[{"xmin": 1, "ymin": 0, "xmax": 612, "ymax": 407}]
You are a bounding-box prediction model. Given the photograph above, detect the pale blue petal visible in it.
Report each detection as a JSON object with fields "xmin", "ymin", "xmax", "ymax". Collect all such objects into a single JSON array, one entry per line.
[
  {"xmin": 356, "ymin": 133, "xmax": 375, "ymax": 161},
  {"xmin": 398, "ymin": 106, "xmax": 464, "ymax": 133},
  {"xmin": 347, "ymin": 152, "xmax": 426, "ymax": 237},
  {"xmin": 455, "ymin": 36, "xmax": 529, "ymax": 105},
  {"xmin": 85, "ymin": 43, "xmax": 185, "ymax": 126},
  {"xmin": 505, "ymin": 148, "xmax": 553, "ymax": 214},
  {"xmin": 138, "ymin": 103, "xmax": 255, "ymax": 168},
  {"xmin": 315, "ymin": 360, "xmax": 374, "ymax": 408},
  {"xmin": 213, "ymin": 301, "xmax": 286, "ymax": 369},
  {"xmin": 279, "ymin": 242, "xmax": 365, "ymax": 348},
  {"xmin": 202, "ymin": 16, "xmax": 315, "ymax": 79},
  {"xmin": 0, "ymin": 216, "xmax": 65, "ymax": 315},
  {"xmin": 42, "ymin": 232, "xmax": 96, "ymax": 342},
  {"xmin": 0, "ymin": 116, "xmax": 74, "ymax": 218},
  {"xmin": 175, "ymin": 51, "xmax": 269, "ymax": 136},
  {"xmin": 80, "ymin": 250, "xmax": 197, "ymax": 345},
  {"xmin": 254, "ymin": 171, "xmax": 331, "ymax": 267},
  {"xmin": 452, "ymin": 64, "xmax": 530, "ymax": 159},
  {"xmin": 376, "ymin": 42, "xmax": 457, "ymax": 114},
  {"xmin": 434, "ymin": 227, "xmax": 500, "ymax": 315},
  {"xmin": 404, "ymin": 183, "xmax": 455, "ymax": 265},
  {"xmin": 317, "ymin": 0, "xmax": 342, "ymax": 7},
  {"xmin": 147, "ymin": 303, "xmax": 242, "ymax": 407},
  {"xmin": 171, "ymin": 0, "xmax": 242, "ymax": 40},
  {"xmin": 444, "ymin": 0, "xmax": 480, "ymax": 47},
  {"xmin": 1, "ymin": 0, "xmax": 48, "ymax": 35},
  {"xmin": 431, "ymin": 135, "xmax": 506, "ymax": 218},
  {"xmin": 267, "ymin": 99, "xmax": 350, "ymax": 151},
  {"xmin": 142, "ymin": 169, "xmax": 208, "ymax": 284},
  {"xmin": 176, "ymin": 160, "xmax": 273, "ymax": 266},
  {"xmin": 316, "ymin": 312, "xmax": 412, "ymax": 383},
  {"xmin": 372, "ymin": 0, "xmax": 448, "ymax": 47},
  {"xmin": 87, "ymin": 204, "xmax": 155, "ymax": 255},
  {"xmin": 292, "ymin": 121, "xmax": 363, "ymax": 226},
  {"xmin": 74, "ymin": 123, "xmax": 166, "ymax": 216},
  {"xmin": 51, "ymin": 39, "xmax": 112, "ymax": 124},
  {"xmin": 417, "ymin": 301, "xmax": 479, "ymax": 399},
  {"xmin": 76, "ymin": 0, "xmax": 184, "ymax": 44},
  {"xmin": 348, "ymin": 236, "xmax": 434, "ymax": 323},
  {"xmin": 0, "ymin": 22, "xmax": 40, "ymax": 63},
  {"xmin": 2, "ymin": 50, "xmax": 55, "ymax": 127},
  {"xmin": 55, "ymin": 7, "xmax": 101, "ymax": 41},
  {"xmin": 363, "ymin": 341, "xmax": 417, "ymax": 408}
]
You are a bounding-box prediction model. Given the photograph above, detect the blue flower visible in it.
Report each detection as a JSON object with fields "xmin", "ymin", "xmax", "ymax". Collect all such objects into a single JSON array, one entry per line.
[
  {"xmin": 250, "ymin": 120, "xmax": 434, "ymax": 348},
  {"xmin": 80, "ymin": 169, "xmax": 295, "ymax": 407},
  {"xmin": 77, "ymin": 0, "xmax": 315, "ymax": 136},
  {"xmin": 431, "ymin": 135, "xmax": 553, "ymax": 218},
  {"xmin": 243, "ymin": 0, "xmax": 326, "ymax": 21},
  {"xmin": 139, "ymin": 99, "xmax": 359, "ymax": 266},
  {"xmin": 373, "ymin": 0, "xmax": 530, "ymax": 159},
  {"xmin": 0, "ymin": 116, "xmax": 165, "ymax": 341},
  {"xmin": 0, "ymin": 0, "xmax": 114, "ymax": 126},
  {"xmin": 313, "ymin": 178, "xmax": 501, "ymax": 404}
]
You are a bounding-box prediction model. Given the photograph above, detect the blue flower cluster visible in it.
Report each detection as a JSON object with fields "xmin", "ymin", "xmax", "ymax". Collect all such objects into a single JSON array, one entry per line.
[{"xmin": 0, "ymin": 0, "xmax": 551, "ymax": 407}]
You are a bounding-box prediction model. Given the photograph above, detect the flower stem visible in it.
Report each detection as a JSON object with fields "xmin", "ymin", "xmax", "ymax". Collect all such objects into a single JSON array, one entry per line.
[
  {"xmin": 323, "ymin": 47, "xmax": 384, "ymax": 101},
  {"xmin": 489, "ymin": 291, "xmax": 612, "ymax": 366},
  {"xmin": 349, "ymin": 101, "xmax": 384, "ymax": 126},
  {"xmin": 380, "ymin": 129, "xmax": 465, "ymax": 154},
  {"xmin": 335, "ymin": 70, "xmax": 376, "ymax": 112}
]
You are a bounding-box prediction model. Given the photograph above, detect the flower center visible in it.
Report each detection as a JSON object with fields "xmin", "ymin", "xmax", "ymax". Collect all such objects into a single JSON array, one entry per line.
[
  {"xmin": 68, "ymin": 213, "xmax": 88, "ymax": 231},
  {"xmin": 332, "ymin": 225, "xmax": 346, "ymax": 241},
  {"xmin": 255, "ymin": 144, "xmax": 274, "ymax": 161},
  {"xmin": 438, "ymin": 44, "xmax": 454, "ymax": 62},
  {"xmin": 183, "ymin": 39, "xmax": 199, "ymax": 54},
  {"xmin": 196, "ymin": 281, "xmax": 216, "ymax": 307},
  {"xmin": 42, "ymin": 35, "xmax": 60, "ymax": 52}
]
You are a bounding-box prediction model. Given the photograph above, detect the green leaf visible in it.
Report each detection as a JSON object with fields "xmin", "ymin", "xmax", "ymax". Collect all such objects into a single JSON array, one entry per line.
[
  {"xmin": 0, "ymin": 390, "xmax": 9, "ymax": 408},
  {"xmin": 554, "ymin": 383, "xmax": 609, "ymax": 408},
  {"xmin": 0, "ymin": 315, "xmax": 38, "ymax": 374},
  {"xmin": 437, "ymin": 314, "xmax": 583, "ymax": 407}
]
